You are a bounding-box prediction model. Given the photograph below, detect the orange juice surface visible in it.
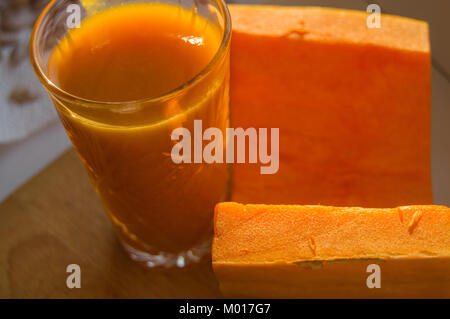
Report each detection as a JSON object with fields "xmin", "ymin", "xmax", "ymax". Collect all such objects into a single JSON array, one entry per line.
[
  {"xmin": 47, "ymin": 3, "xmax": 230, "ymax": 254},
  {"xmin": 49, "ymin": 3, "xmax": 220, "ymax": 101}
]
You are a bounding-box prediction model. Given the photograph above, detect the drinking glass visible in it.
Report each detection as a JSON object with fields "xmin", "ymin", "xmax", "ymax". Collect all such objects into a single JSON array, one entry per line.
[{"xmin": 30, "ymin": 0, "xmax": 231, "ymax": 267}]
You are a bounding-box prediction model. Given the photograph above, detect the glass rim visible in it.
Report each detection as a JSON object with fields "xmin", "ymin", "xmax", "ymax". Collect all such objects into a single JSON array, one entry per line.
[{"xmin": 29, "ymin": 0, "xmax": 232, "ymax": 107}]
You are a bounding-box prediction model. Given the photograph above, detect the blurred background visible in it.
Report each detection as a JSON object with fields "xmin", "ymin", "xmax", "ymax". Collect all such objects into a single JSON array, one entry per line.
[{"xmin": 0, "ymin": 0, "xmax": 449, "ymax": 204}]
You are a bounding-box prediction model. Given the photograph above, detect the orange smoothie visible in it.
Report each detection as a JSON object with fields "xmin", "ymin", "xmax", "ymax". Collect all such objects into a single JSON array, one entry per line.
[{"xmin": 47, "ymin": 3, "xmax": 230, "ymax": 255}]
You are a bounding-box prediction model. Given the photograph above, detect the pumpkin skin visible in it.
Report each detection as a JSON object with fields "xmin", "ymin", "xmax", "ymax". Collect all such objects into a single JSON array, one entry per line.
[
  {"xmin": 229, "ymin": 5, "xmax": 432, "ymax": 207},
  {"xmin": 213, "ymin": 202, "xmax": 450, "ymax": 298}
]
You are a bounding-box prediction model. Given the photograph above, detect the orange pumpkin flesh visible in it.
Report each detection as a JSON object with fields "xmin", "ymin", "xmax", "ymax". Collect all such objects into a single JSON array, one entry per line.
[
  {"xmin": 213, "ymin": 202, "xmax": 450, "ymax": 298},
  {"xmin": 229, "ymin": 5, "xmax": 432, "ymax": 207}
]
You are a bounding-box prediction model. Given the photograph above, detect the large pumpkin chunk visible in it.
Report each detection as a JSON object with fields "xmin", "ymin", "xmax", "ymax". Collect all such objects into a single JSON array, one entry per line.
[{"xmin": 230, "ymin": 5, "xmax": 432, "ymax": 207}]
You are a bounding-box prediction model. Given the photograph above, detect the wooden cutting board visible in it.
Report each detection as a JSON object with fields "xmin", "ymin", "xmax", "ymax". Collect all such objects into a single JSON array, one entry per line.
[{"xmin": 0, "ymin": 148, "xmax": 222, "ymax": 298}]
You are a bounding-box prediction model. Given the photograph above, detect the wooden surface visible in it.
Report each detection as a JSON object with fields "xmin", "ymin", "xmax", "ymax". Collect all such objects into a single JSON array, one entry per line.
[{"xmin": 0, "ymin": 148, "xmax": 222, "ymax": 298}]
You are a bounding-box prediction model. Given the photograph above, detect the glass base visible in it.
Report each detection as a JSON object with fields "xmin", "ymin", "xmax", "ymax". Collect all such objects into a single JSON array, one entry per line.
[{"xmin": 120, "ymin": 238, "xmax": 211, "ymax": 268}]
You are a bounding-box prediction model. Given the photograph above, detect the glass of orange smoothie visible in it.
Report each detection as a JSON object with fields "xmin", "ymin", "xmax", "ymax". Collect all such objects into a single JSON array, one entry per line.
[{"xmin": 30, "ymin": 0, "xmax": 231, "ymax": 267}]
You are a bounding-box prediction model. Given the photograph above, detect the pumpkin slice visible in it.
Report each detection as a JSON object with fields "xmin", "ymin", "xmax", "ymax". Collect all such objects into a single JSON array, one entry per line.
[
  {"xmin": 213, "ymin": 202, "xmax": 450, "ymax": 298},
  {"xmin": 229, "ymin": 5, "xmax": 432, "ymax": 207}
]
